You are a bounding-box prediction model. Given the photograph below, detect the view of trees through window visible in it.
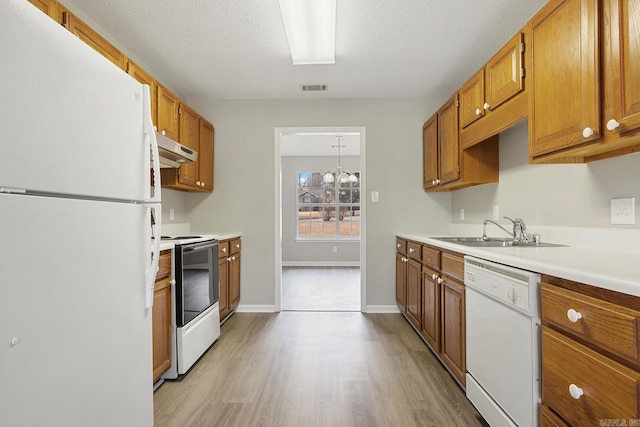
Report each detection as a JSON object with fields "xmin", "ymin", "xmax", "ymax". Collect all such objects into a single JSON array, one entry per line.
[{"xmin": 297, "ymin": 171, "xmax": 360, "ymax": 239}]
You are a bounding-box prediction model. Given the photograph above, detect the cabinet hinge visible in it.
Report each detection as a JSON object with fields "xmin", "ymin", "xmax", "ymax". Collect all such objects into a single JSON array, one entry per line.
[
  {"xmin": 520, "ymin": 42, "xmax": 525, "ymax": 53},
  {"xmin": 456, "ymin": 99, "xmax": 460, "ymax": 108},
  {"xmin": 178, "ymin": 107, "xmax": 182, "ymax": 114},
  {"xmin": 521, "ymin": 67, "xmax": 526, "ymax": 78},
  {"xmin": 457, "ymin": 165, "xmax": 460, "ymax": 173},
  {"xmin": 177, "ymin": 168, "xmax": 181, "ymax": 176}
]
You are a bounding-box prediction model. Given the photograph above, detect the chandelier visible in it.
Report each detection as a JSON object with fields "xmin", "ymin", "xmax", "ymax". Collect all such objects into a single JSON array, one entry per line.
[{"xmin": 323, "ymin": 136, "xmax": 358, "ymax": 184}]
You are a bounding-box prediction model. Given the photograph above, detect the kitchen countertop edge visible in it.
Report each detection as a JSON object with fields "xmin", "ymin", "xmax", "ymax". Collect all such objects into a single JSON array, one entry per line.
[{"xmin": 397, "ymin": 233, "xmax": 640, "ymax": 297}]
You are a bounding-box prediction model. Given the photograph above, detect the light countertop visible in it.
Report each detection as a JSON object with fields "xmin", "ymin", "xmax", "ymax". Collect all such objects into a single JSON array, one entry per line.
[{"xmin": 397, "ymin": 233, "xmax": 640, "ymax": 297}]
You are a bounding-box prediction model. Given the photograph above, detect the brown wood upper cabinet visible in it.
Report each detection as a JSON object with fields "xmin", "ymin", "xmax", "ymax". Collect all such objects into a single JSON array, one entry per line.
[
  {"xmin": 157, "ymin": 85, "xmax": 180, "ymax": 141},
  {"xmin": 459, "ymin": 32, "xmax": 526, "ymax": 148},
  {"xmin": 197, "ymin": 118, "xmax": 215, "ymax": 191},
  {"xmin": 27, "ymin": 0, "xmax": 59, "ymax": 20},
  {"xmin": 529, "ymin": 0, "xmax": 640, "ymax": 163},
  {"xmin": 60, "ymin": 6, "xmax": 127, "ymax": 71},
  {"xmin": 127, "ymin": 61, "xmax": 158, "ymax": 126},
  {"xmin": 423, "ymin": 93, "xmax": 499, "ymax": 192}
]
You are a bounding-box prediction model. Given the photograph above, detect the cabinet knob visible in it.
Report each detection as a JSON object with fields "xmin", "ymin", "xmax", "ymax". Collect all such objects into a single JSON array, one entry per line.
[
  {"xmin": 397, "ymin": 243, "xmax": 401, "ymax": 248},
  {"xmin": 567, "ymin": 308, "xmax": 583, "ymax": 323},
  {"xmin": 222, "ymin": 247, "xmax": 227, "ymax": 253},
  {"xmin": 569, "ymin": 384, "xmax": 584, "ymax": 400},
  {"xmin": 235, "ymin": 244, "xmax": 240, "ymax": 249},
  {"xmin": 409, "ymin": 248, "xmax": 415, "ymax": 253},
  {"xmin": 606, "ymin": 119, "xmax": 620, "ymax": 131},
  {"xmin": 161, "ymin": 130, "xmax": 166, "ymax": 136},
  {"xmin": 196, "ymin": 181, "xmax": 201, "ymax": 186},
  {"xmin": 431, "ymin": 273, "xmax": 437, "ymax": 280},
  {"xmin": 582, "ymin": 127, "xmax": 594, "ymax": 138},
  {"xmin": 483, "ymin": 102, "xmax": 490, "ymax": 110},
  {"xmin": 475, "ymin": 108, "xmax": 482, "ymax": 116},
  {"xmin": 153, "ymin": 125, "xmax": 158, "ymax": 131},
  {"xmin": 201, "ymin": 182, "xmax": 206, "ymax": 187},
  {"xmin": 227, "ymin": 257, "xmax": 231, "ymax": 262},
  {"xmin": 437, "ymin": 277, "xmax": 443, "ymax": 284},
  {"xmin": 432, "ymin": 179, "xmax": 437, "ymax": 185},
  {"xmin": 231, "ymin": 255, "xmax": 236, "ymax": 261}
]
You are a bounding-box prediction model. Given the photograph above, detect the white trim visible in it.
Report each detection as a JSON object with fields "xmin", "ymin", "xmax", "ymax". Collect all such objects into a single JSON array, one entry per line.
[
  {"xmin": 282, "ymin": 261, "xmax": 360, "ymax": 267},
  {"xmin": 366, "ymin": 305, "xmax": 401, "ymax": 313},
  {"xmin": 275, "ymin": 126, "xmax": 367, "ymax": 314},
  {"xmin": 294, "ymin": 238, "xmax": 360, "ymax": 243},
  {"xmin": 235, "ymin": 304, "xmax": 277, "ymax": 313}
]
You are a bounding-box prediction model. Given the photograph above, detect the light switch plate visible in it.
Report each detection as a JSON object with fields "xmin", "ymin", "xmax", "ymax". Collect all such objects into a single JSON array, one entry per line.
[
  {"xmin": 611, "ymin": 197, "xmax": 635, "ymax": 225},
  {"xmin": 371, "ymin": 191, "xmax": 379, "ymax": 203}
]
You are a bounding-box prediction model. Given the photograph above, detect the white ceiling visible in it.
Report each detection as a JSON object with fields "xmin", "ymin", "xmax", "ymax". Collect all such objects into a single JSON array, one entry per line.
[{"xmin": 64, "ymin": 0, "xmax": 548, "ymax": 102}]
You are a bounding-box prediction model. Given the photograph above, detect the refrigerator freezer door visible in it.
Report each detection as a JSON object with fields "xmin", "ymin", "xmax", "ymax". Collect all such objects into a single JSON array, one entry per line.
[
  {"xmin": 0, "ymin": 194, "xmax": 153, "ymax": 427},
  {"xmin": 0, "ymin": 0, "xmax": 148, "ymax": 202}
]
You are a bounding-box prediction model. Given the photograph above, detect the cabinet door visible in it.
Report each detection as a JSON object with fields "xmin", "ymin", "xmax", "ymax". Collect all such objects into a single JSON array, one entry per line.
[
  {"xmin": 395, "ymin": 252, "xmax": 406, "ymax": 312},
  {"xmin": 485, "ymin": 32, "xmax": 524, "ymax": 111},
  {"xmin": 422, "ymin": 115, "xmax": 439, "ymax": 190},
  {"xmin": 405, "ymin": 258, "xmax": 421, "ymax": 330},
  {"xmin": 177, "ymin": 103, "xmax": 199, "ymax": 187},
  {"xmin": 603, "ymin": 0, "xmax": 640, "ymax": 136},
  {"xmin": 152, "ymin": 277, "xmax": 172, "ymax": 383},
  {"xmin": 441, "ymin": 278, "xmax": 465, "ymax": 385},
  {"xmin": 438, "ymin": 94, "xmax": 460, "ymax": 185},
  {"xmin": 157, "ymin": 85, "xmax": 179, "ymax": 141},
  {"xmin": 229, "ymin": 253, "xmax": 241, "ymax": 310},
  {"xmin": 459, "ymin": 69, "xmax": 485, "ymax": 128},
  {"xmin": 218, "ymin": 255, "xmax": 229, "ymax": 320},
  {"xmin": 61, "ymin": 9, "xmax": 126, "ymax": 70},
  {"xmin": 28, "ymin": 0, "xmax": 58, "ymax": 19},
  {"xmin": 198, "ymin": 118, "xmax": 214, "ymax": 191},
  {"xmin": 421, "ymin": 266, "xmax": 440, "ymax": 352},
  {"xmin": 529, "ymin": 0, "xmax": 600, "ymax": 158},
  {"xmin": 127, "ymin": 61, "xmax": 157, "ymax": 126}
]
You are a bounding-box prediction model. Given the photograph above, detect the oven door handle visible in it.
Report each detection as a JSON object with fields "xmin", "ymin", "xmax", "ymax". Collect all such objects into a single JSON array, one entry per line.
[{"xmin": 182, "ymin": 241, "xmax": 218, "ymax": 252}]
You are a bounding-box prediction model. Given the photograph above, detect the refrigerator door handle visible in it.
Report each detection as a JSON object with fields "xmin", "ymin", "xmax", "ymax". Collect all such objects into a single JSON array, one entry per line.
[
  {"xmin": 145, "ymin": 203, "xmax": 161, "ymax": 308},
  {"xmin": 143, "ymin": 84, "xmax": 161, "ymax": 204}
]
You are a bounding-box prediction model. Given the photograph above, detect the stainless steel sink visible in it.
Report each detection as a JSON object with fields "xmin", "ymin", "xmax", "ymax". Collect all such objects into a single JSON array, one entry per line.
[{"xmin": 432, "ymin": 237, "xmax": 566, "ymax": 248}]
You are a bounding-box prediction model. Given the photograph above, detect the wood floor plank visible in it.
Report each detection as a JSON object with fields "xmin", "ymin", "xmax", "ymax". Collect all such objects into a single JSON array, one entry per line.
[{"xmin": 154, "ymin": 312, "xmax": 486, "ymax": 427}]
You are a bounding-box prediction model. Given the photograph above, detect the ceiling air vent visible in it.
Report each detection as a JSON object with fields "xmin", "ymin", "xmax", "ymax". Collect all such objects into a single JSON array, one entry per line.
[{"xmin": 301, "ymin": 84, "xmax": 327, "ymax": 92}]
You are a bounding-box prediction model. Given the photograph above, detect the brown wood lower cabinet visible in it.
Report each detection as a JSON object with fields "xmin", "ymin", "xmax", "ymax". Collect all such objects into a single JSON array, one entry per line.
[
  {"xmin": 219, "ymin": 238, "xmax": 241, "ymax": 322},
  {"xmin": 541, "ymin": 276, "xmax": 640, "ymax": 425},
  {"xmin": 395, "ymin": 237, "xmax": 466, "ymax": 387},
  {"xmin": 152, "ymin": 249, "xmax": 172, "ymax": 383}
]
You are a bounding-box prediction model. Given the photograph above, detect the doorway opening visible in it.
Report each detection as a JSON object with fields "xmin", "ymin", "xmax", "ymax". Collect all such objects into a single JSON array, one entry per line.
[{"xmin": 274, "ymin": 127, "xmax": 367, "ymax": 312}]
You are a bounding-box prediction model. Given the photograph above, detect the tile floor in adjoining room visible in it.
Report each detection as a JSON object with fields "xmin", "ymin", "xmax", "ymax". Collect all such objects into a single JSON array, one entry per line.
[{"xmin": 281, "ymin": 266, "xmax": 360, "ymax": 311}]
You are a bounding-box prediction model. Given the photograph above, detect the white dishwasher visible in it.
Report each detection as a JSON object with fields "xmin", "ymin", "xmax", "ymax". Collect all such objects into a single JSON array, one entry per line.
[{"xmin": 464, "ymin": 256, "xmax": 541, "ymax": 427}]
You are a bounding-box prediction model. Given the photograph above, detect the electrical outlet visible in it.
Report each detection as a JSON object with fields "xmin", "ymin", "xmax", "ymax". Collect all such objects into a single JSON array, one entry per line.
[
  {"xmin": 332, "ymin": 246, "xmax": 338, "ymax": 253},
  {"xmin": 459, "ymin": 208, "xmax": 464, "ymax": 220},
  {"xmin": 611, "ymin": 197, "xmax": 635, "ymax": 225},
  {"xmin": 493, "ymin": 205, "xmax": 500, "ymax": 220}
]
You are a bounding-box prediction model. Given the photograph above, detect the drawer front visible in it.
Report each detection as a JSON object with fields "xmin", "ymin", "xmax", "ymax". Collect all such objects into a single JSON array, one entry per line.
[
  {"xmin": 407, "ymin": 241, "xmax": 421, "ymax": 262},
  {"xmin": 441, "ymin": 253, "xmax": 464, "ymax": 282},
  {"xmin": 156, "ymin": 250, "xmax": 172, "ymax": 281},
  {"xmin": 230, "ymin": 238, "xmax": 241, "ymax": 255},
  {"xmin": 218, "ymin": 241, "xmax": 230, "ymax": 259},
  {"xmin": 540, "ymin": 404, "xmax": 569, "ymax": 427},
  {"xmin": 422, "ymin": 246, "xmax": 440, "ymax": 269},
  {"xmin": 541, "ymin": 282, "xmax": 640, "ymax": 364},
  {"xmin": 542, "ymin": 327, "xmax": 640, "ymax": 426},
  {"xmin": 396, "ymin": 238, "xmax": 407, "ymax": 255}
]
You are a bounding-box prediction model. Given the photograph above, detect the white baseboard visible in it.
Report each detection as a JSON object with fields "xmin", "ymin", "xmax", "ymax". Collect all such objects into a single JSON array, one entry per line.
[
  {"xmin": 282, "ymin": 261, "xmax": 361, "ymax": 267},
  {"xmin": 366, "ymin": 305, "xmax": 401, "ymax": 313},
  {"xmin": 235, "ymin": 304, "xmax": 277, "ymax": 313}
]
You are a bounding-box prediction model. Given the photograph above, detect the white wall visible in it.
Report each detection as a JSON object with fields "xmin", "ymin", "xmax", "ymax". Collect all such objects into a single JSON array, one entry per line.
[
  {"xmin": 281, "ymin": 155, "xmax": 360, "ymax": 264},
  {"xmin": 184, "ymin": 98, "xmax": 451, "ymax": 309},
  {"xmin": 452, "ymin": 121, "xmax": 640, "ymax": 229}
]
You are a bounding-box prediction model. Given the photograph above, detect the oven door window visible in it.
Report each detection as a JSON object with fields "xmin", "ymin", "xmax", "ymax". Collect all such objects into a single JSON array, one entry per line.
[{"xmin": 182, "ymin": 246, "xmax": 216, "ymax": 325}]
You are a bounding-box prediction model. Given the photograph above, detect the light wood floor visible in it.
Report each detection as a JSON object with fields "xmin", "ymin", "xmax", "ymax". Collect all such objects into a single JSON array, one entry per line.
[
  {"xmin": 154, "ymin": 312, "xmax": 487, "ymax": 427},
  {"xmin": 281, "ymin": 267, "xmax": 360, "ymax": 311}
]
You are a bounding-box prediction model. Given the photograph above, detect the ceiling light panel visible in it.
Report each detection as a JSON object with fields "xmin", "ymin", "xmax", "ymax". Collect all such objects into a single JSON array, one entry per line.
[{"xmin": 279, "ymin": 0, "xmax": 336, "ymax": 65}]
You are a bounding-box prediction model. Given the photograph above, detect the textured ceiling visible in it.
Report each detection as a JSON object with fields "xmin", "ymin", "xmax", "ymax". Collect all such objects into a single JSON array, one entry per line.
[{"xmin": 63, "ymin": 0, "xmax": 547, "ymax": 101}]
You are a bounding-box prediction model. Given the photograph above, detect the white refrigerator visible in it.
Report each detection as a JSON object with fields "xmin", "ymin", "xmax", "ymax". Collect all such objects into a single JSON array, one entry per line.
[{"xmin": 0, "ymin": 1, "xmax": 161, "ymax": 426}]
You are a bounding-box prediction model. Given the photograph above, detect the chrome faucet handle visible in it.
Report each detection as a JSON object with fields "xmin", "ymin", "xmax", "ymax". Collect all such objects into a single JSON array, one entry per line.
[{"xmin": 515, "ymin": 218, "xmax": 528, "ymax": 242}]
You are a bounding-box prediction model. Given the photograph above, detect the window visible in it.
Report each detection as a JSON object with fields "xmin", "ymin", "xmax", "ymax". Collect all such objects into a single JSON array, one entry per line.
[{"xmin": 297, "ymin": 171, "xmax": 360, "ymax": 239}]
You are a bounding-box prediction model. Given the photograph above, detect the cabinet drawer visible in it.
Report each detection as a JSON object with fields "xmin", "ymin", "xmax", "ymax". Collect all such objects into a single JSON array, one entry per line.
[
  {"xmin": 540, "ymin": 404, "xmax": 569, "ymax": 427},
  {"xmin": 396, "ymin": 238, "xmax": 407, "ymax": 255},
  {"xmin": 218, "ymin": 241, "xmax": 230, "ymax": 259},
  {"xmin": 441, "ymin": 253, "xmax": 464, "ymax": 282},
  {"xmin": 230, "ymin": 238, "xmax": 241, "ymax": 255},
  {"xmin": 156, "ymin": 250, "xmax": 172, "ymax": 281},
  {"xmin": 542, "ymin": 327, "xmax": 640, "ymax": 426},
  {"xmin": 422, "ymin": 246, "xmax": 440, "ymax": 269},
  {"xmin": 541, "ymin": 282, "xmax": 640, "ymax": 364},
  {"xmin": 407, "ymin": 241, "xmax": 421, "ymax": 261}
]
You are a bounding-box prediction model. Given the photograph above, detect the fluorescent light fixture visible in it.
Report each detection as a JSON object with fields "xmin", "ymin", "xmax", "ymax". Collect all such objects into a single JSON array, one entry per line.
[{"xmin": 278, "ymin": 0, "xmax": 336, "ymax": 65}]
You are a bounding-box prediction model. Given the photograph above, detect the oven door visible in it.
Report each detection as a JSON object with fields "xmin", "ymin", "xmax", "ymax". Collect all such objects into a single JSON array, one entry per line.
[{"xmin": 175, "ymin": 240, "xmax": 219, "ymax": 327}]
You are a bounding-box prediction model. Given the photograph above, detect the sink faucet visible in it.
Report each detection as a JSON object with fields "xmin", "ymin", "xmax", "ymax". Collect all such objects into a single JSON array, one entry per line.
[
  {"xmin": 482, "ymin": 219, "xmax": 514, "ymax": 240},
  {"xmin": 482, "ymin": 217, "xmax": 529, "ymax": 242}
]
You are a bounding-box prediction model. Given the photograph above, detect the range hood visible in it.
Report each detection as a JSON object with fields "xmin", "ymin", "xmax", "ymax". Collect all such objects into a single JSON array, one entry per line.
[{"xmin": 156, "ymin": 131, "xmax": 198, "ymax": 168}]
